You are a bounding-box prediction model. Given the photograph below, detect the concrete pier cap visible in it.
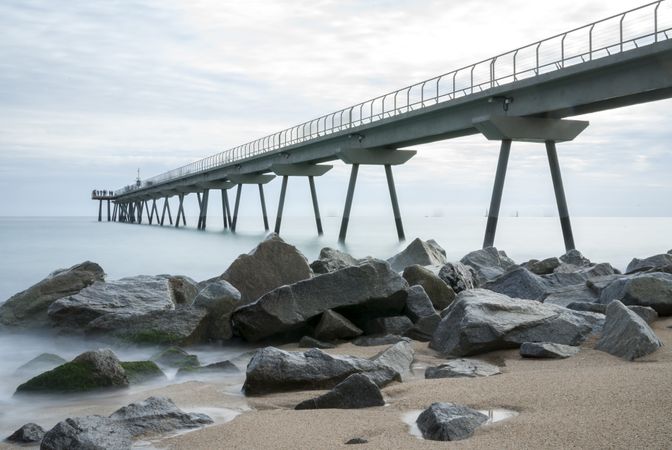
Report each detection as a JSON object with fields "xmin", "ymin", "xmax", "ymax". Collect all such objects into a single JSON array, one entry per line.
[
  {"xmin": 337, "ymin": 148, "xmax": 416, "ymax": 165},
  {"xmin": 473, "ymin": 116, "xmax": 589, "ymax": 142},
  {"xmin": 227, "ymin": 174, "xmax": 276, "ymax": 184},
  {"xmin": 270, "ymin": 163, "xmax": 333, "ymax": 177}
]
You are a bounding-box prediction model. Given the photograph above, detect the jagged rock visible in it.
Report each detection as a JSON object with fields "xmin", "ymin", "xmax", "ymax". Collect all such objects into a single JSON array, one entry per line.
[
  {"xmin": 220, "ymin": 234, "xmax": 311, "ymax": 303},
  {"xmin": 404, "ymin": 285, "xmax": 441, "ymax": 340},
  {"xmin": 520, "ymin": 342, "xmax": 580, "ymax": 359},
  {"xmin": 430, "ymin": 289, "xmax": 603, "ymax": 357},
  {"xmin": 14, "ymin": 353, "xmax": 67, "ymax": 377},
  {"xmin": 371, "ymin": 340, "xmax": 414, "ymax": 379},
  {"xmin": 352, "ymin": 335, "xmax": 409, "ymax": 347},
  {"xmin": 438, "ymin": 262, "xmax": 477, "ymax": 293},
  {"xmin": 109, "ymin": 396, "xmax": 212, "ymax": 436},
  {"xmin": 243, "ymin": 341, "xmax": 413, "ymax": 395},
  {"xmin": 402, "ymin": 265, "xmax": 455, "ymax": 310},
  {"xmin": 310, "ymin": 248, "xmax": 363, "ymax": 274},
  {"xmin": 232, "ymin": 260, "xmax": 408, "ymax": 342},
  {"xmin": 120, "ymin": 361, "xmax": 166, "ymax": 384},
  {"xmin": 150, "ymin": 347, "xmax": 199, "ymax": 369},
  {"xmin": 484, "ymin": 267, "xmax": 548, "ymax": 300},
  {"xmin": 168, "ymin": 276, "xmax": 199, "ymax": 305},
  {"xmin": 192, "ymin": 280, "xmax": 242, "ymax": 340},
  {"xmin": 460, "ymin": 247, "xmax": 516, "ymax": 284},
  {"xmin": 626, "ymin": 253, "xmax": 672, "ymax": 273},
  {"xmin": 628, "ymin": 305, "xmax": 659, "ymax": 323},
  {"xmin": 526, "ymin": 257, "xmax": 561, "ymax": 275},
  {"xmin": 387, "ymin": 238, "xmax": 447, "ymax": 272},
  {"xmin": 587, "ymin": 274, "xmax": 626, "ymax": 295},
  {"xmin": 314, "ymin": 310, "xmax": 362, "ymax": 341},
  {"xmin": 295, "ymin": 373, "xmax": 384, "ymax": 409},
  {"xmin": 545, "ymin": 263, "xmax": 619, "ymax": 288},
  {"xmin": 543, "ymin": 284, "xmax": 598, "ymax": 307},
  {"xmin": 599, "ymin": 272, "xmax": 672, "ymax": 315},
  {"xmin": 559, "ymin": 249, "xmax": 592, "ymax": 268},
  {"xmin": 345, "ymin": 437, "xmax": 368, "ymax": 444},
  {"xmin": 299, "ymin": 335, "xmax": 336, "ymax": 349},
  {"xmin": 0, "ymin": 261, "xmax": 104, "ymax": 328},
  {"xmin": 416, "ymin": 402, "xmax": 488, "ymax": 441},
  {"xmin": 48, "ymin": 275, "xmax": 176, "ymax": 328},
  {"xmin": 565, "ymin": 302, "xmax": 607, "ymax": 314},
  {"xmin": 177, "ymin": 360, "xmax": 239, "ymax": 377},
  {"xmin": 425, "ymin": 358, "xmax": 501, "ymax": 379},
  {"xmin": 40, "ymin": 416, "xmax": 132, "ymax": 450},
  {"xmin": 15, "ymin": 349, "xmax": 128, "ymax": 394},
  {"xmin": 6, "ymin": 423, "xmax": 45, "ymax": 443},
  {"xmin": 85, "ymin": 307, "xmax": 208, "ymax": 346},
  {"xmin": 364, "ymin": 316, "xmax": 414, "ymax": 336},
  {"xmin": 595, "ymin": 300, "xmax": 662, "ymax": 360}
]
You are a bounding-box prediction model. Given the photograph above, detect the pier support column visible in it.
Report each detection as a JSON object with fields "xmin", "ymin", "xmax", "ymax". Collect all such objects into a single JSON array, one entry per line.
[
  {"xmin": 197, "ymin": 189, "xmax": 210, "ymax": 230},
  {"xmin": 546, "ymin": 141, "xmax": 575, "ymax": 252},
  {"xmin": 112, "ymin": 203, "xmax": 118, "ymax": 222},
  {"xmin": 147, "ymin": 199, "xmax": 155, "ymax": 224},
  {"xmin": 221, "ymin": 189, "xmax": 232, "ymax": 229},
  {"xmin": 226, "ymin": 174, "xmax": 275, "ymax": 232},
  {"xmin": 176, "ymin": 194, "xmax": 186, "ymax": 228},
  {"xmin": 160, "ymin": 197, "xmax": 173, "ymax": 226},
  {"xmin": 483, "ymin": 139, "xmax": 511, "ymax": 249},
  {"xmin": 151, "ymin": 199, "xmax": 159, "ymax": 224},
  {"xmin": 274, "ymin": 176, "xmax": 289, "ymax": 234},
  {"xmin": 338, "ymin": 164, "xmax": 359, "ymax": 243},
  {"xmin": 98, "ymin": 200, "xmax": 102, "ymax": 222},
  {"xmin": 231, "ymin": 184, "xmax": 242, "ymax": 232},
  {"xmin": 107, "ymin": 200, "xmax": 111, "ymax": 222},
  {"xmin": 309, "ymin": 176, "xmax": 324, "ymax": 235},
  {"xmin": 384, "ymin": 164, "xmax": 405, "ymax": 241},
  {"xmin": 258, "ymin": 184, "xmax": 269, "ymax": 231}
]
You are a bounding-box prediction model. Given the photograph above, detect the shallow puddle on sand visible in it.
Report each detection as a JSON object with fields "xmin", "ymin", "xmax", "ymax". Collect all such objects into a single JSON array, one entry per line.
[{"xmin": 402, "ymin": 408, "xmax": 519, "ymax": 439}]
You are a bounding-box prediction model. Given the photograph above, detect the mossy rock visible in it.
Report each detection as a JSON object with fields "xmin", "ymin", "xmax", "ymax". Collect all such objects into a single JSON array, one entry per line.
[
  {"xmin": 121, "ymin": 361, "xmax": 166, "ymax": 384},
  {"xmin": 15, "ymin": 360, "xmax": 126, "ymax": 394},
  {"xmin": 150, "ymin": 347, "xmax": 200, "ymax": 369},
  {"xmin": 176, "ymin": 360, "xmax": 239, "ymax": 377},
  {"xmin": 14, "ymin": 353, "xmax": 67, "ymax": 376},
  {"xmin": 122, "ymin": 330, "xmax": 185, "ymax": 345}
]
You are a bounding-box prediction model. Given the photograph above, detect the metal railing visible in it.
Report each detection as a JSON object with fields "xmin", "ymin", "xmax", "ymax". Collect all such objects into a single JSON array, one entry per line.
[{"xmin": 115, "ymin": 1, "xmax": 671, "ymax": 196}]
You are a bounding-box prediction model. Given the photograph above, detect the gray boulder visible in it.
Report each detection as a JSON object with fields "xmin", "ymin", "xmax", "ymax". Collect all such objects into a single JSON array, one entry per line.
[
  {"xmin": 295, "ymin": 373, "xmax": 384, "ymax": 410},
  {"xmin": 177, "ymin": 361, "xmax": 239, "ymax": 377},
  {"xmin": 364, "ymin": 316, "xmax": 413, "ymax": 336},
  {"xmin": 352, "ymin": 335, "xmax": 409, "ymax": 347},
  {"xmin": 192, "ymin": 280, "xmax": 242, "ymax": 340},
  {"xmin": 404, "ymin": 285, "xmax": 441, "ymax": 341},
  {"xmin": 40, "ymin": 416, "xmax": 132, "ymax": 450},
  {"xmin": 371, "ymin": 340, "xmax": 414, "ymax": 379},
  {"xmin": 526, "ymin": 257, "xmax": 561, "ymax": 275},
  {"xmin": 314, "ymin": 310, "xmax": 362, "ymax": 341},
  {"xmin": 626, "ymin": 253, "xmax": 672, "ymax": 273},
  {"xmin": 120, "ymin": 361, "xmax": 166, "ymax": 384},
  {"xmin": 565, "ymin": 302, "xmax": 607, "ymax": 314},
  {"xmin": 167, "ymin": 275, "xmax": 199, "ymax": 305},
  {"xmin": 220, "ymin": 234, "xmax": 311, "ymax": 303},
  {"xmin": 0, "ymin": 261, "xmax": 104, "ymax": 328},
  {"xmin": 310, "ymin": 248, "xmax": 363, "ymax": 274},
  {"xmin": 232, "ymin": 260, "xmax": 408, "ymax": 342},
  {"xmin": 430, "ymin": 289, "xmax": 603, "ymax": 357},
  {"xmin": 545, "ymin": 263, "xmax": 619, "ymax": 288},
  {"xmin": 628, "ymin": 305, "xmax": 659, "ymax": 324},
  {"xmin": 402, "ymin": 265, "xmax": 455, "ymax": 310},
  {"xmin": 484, "ymin": 266, "xmax": 548, "ymax": 300},
  {"xmin": 460, "ymin": 247, "xmax": 516, "ymax": 284},
  {"xmin": 425, "ymin": 358, "xmax": 501, "ymax": 379},
  {"xmin": 595, "ymin": 300, "xmax": 662, "ymax": 360},
  {"xmin": 150, "ymin": 347, "xmax": 199, "ymax": 369},
  {"xmin": 438, "ymin": 262, "xmax": 477, "ymax": 293},
  {"xmin": 520, "ymin": 342, "xmax": 580, "ymax": 359},
  {"xmin": 387, "ymin": 238, "xmax": 447, "ymax": 272},
  {"xmin": 6, "ymin": 422, "xmax": 45, "ymax": 443},
  {"xmin": 299, "ymin": 336, "xmax": 336, "ymax": 349},
  {"xmin": 599, "ymin": 272, "xmax": 672, "ymax": 315},
  {"xmin": 559, "ymin": 249, "xmax": 592, "ymax": 268},
  {"xmin": 14, "ymin": 353, "xmax": 67, "ymax": 377},
  {"xmin": 543, "ymin": 284, "xmax": 598, "ymax": 307},
  {"xmin": 416, "ymin": 402, "xmax": 488, "ymax": 441}
]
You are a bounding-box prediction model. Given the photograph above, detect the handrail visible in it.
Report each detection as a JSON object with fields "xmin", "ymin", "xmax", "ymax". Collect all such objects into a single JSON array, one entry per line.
[{"xmin": 115, "ymin": 1, "xmax": 670, "ymax": 197}]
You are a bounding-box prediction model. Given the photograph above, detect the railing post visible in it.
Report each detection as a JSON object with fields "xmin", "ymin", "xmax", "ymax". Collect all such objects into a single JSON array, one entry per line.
[
  {"xmin": 620, "ymin": 13, "xmax": 625, "ymax": 52},
  {"xmin": 589, "ymin": 24, "xmax": 595, "ymax": 60},
  {"xmin": 561, "ymin": 33, "xmax": 566, "ymax": 68},
  {"xmin": 655, "ymin": 1, "xmax": 660, "ymax": 42}
]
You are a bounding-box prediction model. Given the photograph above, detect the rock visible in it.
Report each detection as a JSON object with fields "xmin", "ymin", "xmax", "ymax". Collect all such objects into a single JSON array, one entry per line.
[
  {"xmin": 85, "ymin": 307, "xmax": 208, "ymax": 346},
  {"xmin": 416, "ymin": 402, "xmax": 488, "ymax": 441},
  {"xmin": 15, "ymin": 349, "xmax": 128, "ymax": 394},
  {"xmin": 404, "ymin": 285, "xmax": 441, "ymax": 341},
  {"xmin": 14, "ymin": 353, "xmax": 67, "ymax": 377},
  {"xmin": 628, "ymin": 305, "xmax": 658, "ymax": 324},
  {"xmin": 120, "ymin": 361, "xmax": 166, "ymax": 384},
  {"xmin": 565, "ymin": 302, "xmax": 607, "ymax": 314},
  {"xmin": 109, "ymin": 396, "xmax": 212, "ymax": 437},
  {"xmin": 364, "ymin": 316, "xmax": 414, "ymax": 336},
  {"xmin": 460, "ymin": 247, "xmax": 516, "ymax": 284},
  {"xmin": 40, "ymin": 416, "xmax": 132, "ymax": 450},
  {"xmin": 387, "ymin": 238, "xmax": 447, "ymax": 272},
  {"xmin": 232, "ymin": 260, "xmax": 408, "ymax": 342},
  {"xmin": 167, "ymin": 275, "xmax": 199, "ymax": 305},
  {"xmin": 586, "ymin": 274, "xmax": 625, "ymax": 295},
  {"xmin": 559, "ymin": 249, "xmax": 592, "ymax": 267},
  {"xmin": 371, "ymin": 340, "xmax": 414, "ymax": 379},
  {"xmin": 299, "ymin": 336, "xmax": 336, "ymax": 349},
  {"xmin": 310, "ymin": 248, "xmax": 363, "ymax": 274},
  {"xmin": 626, "ymin": 253, "xmax": 672, "ymax": 273},
  {"xmin": 352, "ymin": 335, "xmax": 409, "ymax": 347},
  {"xmin": 484, "ymin": 266, "xmax": 548, "ymax": 300},
  {"xmin": 526, "ymin": 257, "xmax": 561, "ymax": 275},
  {"xmin": 430, "ymin": 289, "xmax": 603, "ymax": 357},
  {"xmin": 191, "ymin": 280, "xmax": 242, "ymax": 340},
  {"xmin": 220, "ymin": 234, "xmax": 311, "ymax": 303},
  {"xmin": 599, "ymin": 272, "xmax": 672, "ymax": 315},
  {"xmin": 48, "ymin": 275, "xmax": 176, "ymax": 328},
  {"xmin": 0, "ymin": 261, "xmax": 104, "ymax": 328},
  {"xmin": 542, "ymin": 284, "xmax": 598, "ymax": 307},
  {"xmin": 402, "ymin": 265, "xmax": 455, "ymax": 310},
  {"xmin": 425, "ymin": 358, "xmax": 501, "ymax": 379},
  {"xmin": 595, "ymin": 300, "xmax": 662, "ymax": 360},
  {"xmin": 345, "ymin": 437, "xmax": 368, "ymax": 444},
  {"xmin": 545, "ymin": 263, "xmax": 619, "ymax": 288},
  {"xmin": 150, "ymin": 347, "xmax": 199, "ymax": 369},
  {"xmin": 295, "ymin": 373, "xmax": 384, "ymax": 410},
  {"xmin": 438, "ymin": 262, "xmax": 477, "ymax": 293},
  {"xmin": 243, "ymin": 342, "xmax": 413, "ymax": 395},
  {"xmin": 314, "ymin": 310, "xmax": 363, "ymax": 341},
  {"xmin": 6, "ymin": 423, "xmax": 45, "ymax": 443},
  {"xmin": 177, "ymin": 360, "xmax": 240, "ymax": 377},
  {"xmin": 520, "ymin": 342, "xmax": 580, "ymax": 359}
]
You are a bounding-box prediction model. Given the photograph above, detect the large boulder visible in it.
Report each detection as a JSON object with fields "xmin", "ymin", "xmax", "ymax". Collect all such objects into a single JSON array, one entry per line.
[
  {"xmin": 542, "ymin": 284, "xmax": 598, "ymax": 307},
  {"xmin": 364, "ymin": 316, "xmax": 414, "ymax": 336},
  {"xmin": 191, "ymin": 280, "xmax": 242, "ymax": 340},
  {"xmin": 220, "ymin": 234, "xmax": 311, "ymax": 303},
  {"xmin": 120, "ymin": 361, "xmax": 166, "ymax": 384},
  {"xmin": 314, "ymin": 310, "xmax": 362, "ymax": 341},
  {"xmin": 310, "ymin": 248, "xmax": 365, "ymax": 274},
  {"xmin": 460, "ymin": 247, "xmax": 516, "ymax": 284},
  {"xmin": 404, "ymin": 285, "xmax": 441, "ymax": 341},
  {"xmin": 525, "ymin": 257, "xmax": 561, "ymax": 275},
  {"xmin": 40, "ymin": 416, "xmax": 132, "ymax": 450},
  {"xmin": 595, "ymin": 300, "xmax": 662, "ymax": 360},
  {"xmin": 430, "ymin": 289, "xmax": 603, "ymax": 357},
  {"xmin": 484, "ymin": 267, "xmax": 548, "ymax": 300},
  {"xmin": 167, "ymin": 276, "xmax": 199, "ymax": 305},
  {"xmin": 352, "ymin": 335, "xmax": 409, "ymax": 347},
  {"xmin": 150, "ymin": 347, "xmax": 199, "ymax": 369},
  {"xmin": 559, "ymin": 249, "xmax": 592, "ymax": 268},
  {"xmin": 387, "ymin": 238, "xmax": 447, "ymax": 272},
  {"xmin": 519, "ymin": 342, "xmax": 579, "ymax": 359},
  {"xmin": 14, "ymin": 353, "xmax": 67, "ymax": 378},
  {"xmin": 6, "ymin": 423, "xmax": 45, "ymax": 443},
  {"xmin": 545, "ymin": 263, "xmax": 619, "ymax": 288},
  {"xmin": 416, "ymin": 403, "xmax": 488, "ymax": 441},
  {"xmin": 598, "ymin": 272, "xmax": 672, "ymax": 315},
  {"xmin": 402, "ymin": 265, "xmax": 455, "ymax": 310},
  {"xmin": 438, "ymin": 262, "xmax": 477, "ymax": 293},
  {"xmin": 177, "ymin": 361, "xmax": 240, "ymax": 377},
  {"xmin": 0, "ymin": 261, "xmax": 104, "ymax": 328},
  {"xmin": 232, "ymin": 260, "xmax": 408, "ymax": 342},
  {"xmin": 425, "ymin": 358, "xmax": 501, "ymax": 379},
  {"xmin": 16, "ymin": 349, "xmax": 128, "ymax": 394},
  {"xmin": 626, "ymin": 253, "xmax": 672, "ymax": 273},
  {"xmin": 295, "ymin": 373, "xmax": 384, "ymax": 410}
]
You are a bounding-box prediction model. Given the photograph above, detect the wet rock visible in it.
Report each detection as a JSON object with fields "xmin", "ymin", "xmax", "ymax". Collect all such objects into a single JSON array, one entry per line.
[
  {"xmin": 299, "ymin": 335, "xmax": 336, "ymax": 349},
  {"xmin": 6, "ymin": 423, "xmax": 45, "ymax": 443},
  {"xmin": 460, "ymin": 247, "xmax": 516, "ymax": 284},
  {"xmin": 310, "ymin": 248, "xmax": 363, "ymax": 274},
  {"xmin": 168, "ymin": 275, "xmax": 199, "ymax": 305},
  {"xmin": 109, "ymin": 396, "xmax": 212, "ymax": 436},
  {"xmin": 416, "ymin": 402, "xmax": 488, "ymax": 441},
  {"xmin": 364, "ymin": 316, "xmax": 414, "ymax": 336},
  {"xmin": 387, "ymin": 238, "xmax": 447, "ymax": 272},
  {"xmin": 295, "ymin": 373, "xmax": 384, "ymax": 410},
  {"xmin": 626, "ymin": 253, "xmax": 672, "ymax": 273},
  {"xmin": 595, "ymin": 300, "xmax": 662, "ymax": 360},
  {"xmin": 314, "ymin": 310, "xmax": 362, "ymax": 341},
  {"xmin": 542, "ymin": 284, "xmax": 598, "ymax": 307},
  {"xmin": 16, "ymin": 349, "xmax": 128, "ymax": 394},
  {"xmin": 430, "ymin": 289, "xmax": 603, "ymax": 357},
  {"xmin": 352, "ymin": 335, "xmax": 409, "ymax": 347},
  {"xmin": 599, "ymin": 272, "xmax": 672, "ymax": 315},
  {"xmin": 40, "ymin": 415, "xmax": 132, "ymax": 450},
  {"xmin": 438, "ymin": 262, "xmax": 477, "ymax": 293},
  {"xmin": 425, "ymin": 358, "xmax": 501, "ymax": 379},
  {"xmin": 520, "ymin": 342, "xmax": 579, "ymax": 359},
  {"xmin": 404, "ymin": 285, "xmax": 441, "ymax": 341},
  {"xmin": 484, "ymin": 266, "xmax": 548, "ymax": 300},
  {"xmin": 220, "ymin": 234, "xmax": 311, "ymax": 303},
  {"xmin": 150, "ymin": 347, "xmax": 199, "ymax": 369},
  {"xmin": 14, "ymin": 353, "xmax": 67, "ymax": 377},
  {"xmin": 192, "ymin": 279, "xmax": 242, "ymax": 341},
  {"xmin": 403, "ymin": 265, "xmax": 455, "ymax": 310},
  {"xmin": 177, "ymin": 360, "xmax": 240, "ymax": 377},
  {"xmin": 526, "ymin": 257, "xmax": 561, "ymax": 275},
  {"xmin": 232, "ymin": 260, "xmax": 408, "ymax": 342},
  {"xmin": 0, "ymin": 261, "xmax": 104, "ymax": 328},
  {"xmin": 120, "ymin": 361, "xmax": 166, "ymax": 384}
]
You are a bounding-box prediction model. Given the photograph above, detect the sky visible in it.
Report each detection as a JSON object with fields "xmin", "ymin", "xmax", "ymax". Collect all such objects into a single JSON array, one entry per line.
[{"xmin": 1, "ymin": 0, "xmax": 671, "ymax": 218}]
